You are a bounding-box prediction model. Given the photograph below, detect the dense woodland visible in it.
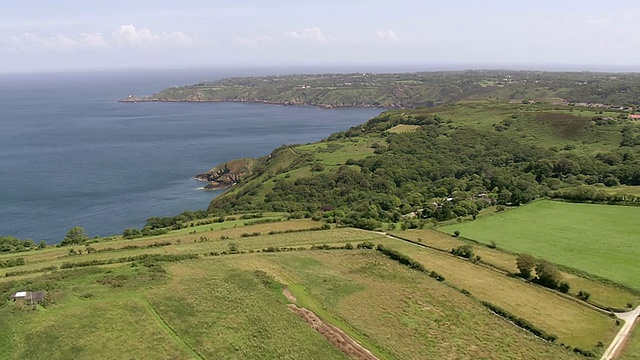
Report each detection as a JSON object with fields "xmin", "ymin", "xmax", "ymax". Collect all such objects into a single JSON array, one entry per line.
[{"xmin": 210, "ymin": 105, "xmax": 640, "ymax": 229}]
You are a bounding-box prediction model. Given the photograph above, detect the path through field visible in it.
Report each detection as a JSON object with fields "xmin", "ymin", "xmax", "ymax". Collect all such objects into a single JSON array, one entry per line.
[
  {"xmin": 283, "ymin": 288, "xmax": 380, "ymax": 360},
  {"xmin": 144, "ymin": 298, "xmax": 205, "ymax": 360},
  {"xmin": 600, "ymin": 306, "xmax": 640, "ymax": 360}
]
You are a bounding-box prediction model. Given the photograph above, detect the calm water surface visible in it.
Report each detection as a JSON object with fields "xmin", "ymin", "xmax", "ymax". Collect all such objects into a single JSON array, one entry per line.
[{"xmin": 0, "ymin": 70, "xmax": 383, "ymax": 242}]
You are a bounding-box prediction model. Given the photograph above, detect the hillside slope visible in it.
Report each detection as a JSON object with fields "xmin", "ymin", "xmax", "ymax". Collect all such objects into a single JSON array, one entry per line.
[{"xmin": 207, "ymin": 102, "xmax": 640, "ymax": 227}]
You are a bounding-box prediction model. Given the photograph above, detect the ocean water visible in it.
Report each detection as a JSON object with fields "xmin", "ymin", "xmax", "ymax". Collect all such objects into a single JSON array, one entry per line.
[{"xmin": 0, "ymin": 69, "xmax": 383, "ymax": 243}]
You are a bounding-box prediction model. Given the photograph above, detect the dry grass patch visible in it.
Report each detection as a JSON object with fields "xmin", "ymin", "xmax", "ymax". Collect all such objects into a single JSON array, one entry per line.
[
  {"xmin": 148, "ymin": 259, "xmax": 349, "ymax": 360},
  {"xmin": 269, "ymin": 251, "xmax": 581, "ymax": 360},
  {"xmin": 376, "ymin": 239, "xmax": 619, "ymax": 349},
  {"xmin": 387, "ymin": 124, "xmax": 421, "ymax": 133},
  {"xmin": 393, "ymin": 229, "xmax": 639, "ymax": 310}
]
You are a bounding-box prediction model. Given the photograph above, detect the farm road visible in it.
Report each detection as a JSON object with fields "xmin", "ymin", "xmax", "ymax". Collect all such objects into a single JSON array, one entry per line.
[{"xmin": 600, "ymin": 305, "xmax": 640, "ymax": 360}]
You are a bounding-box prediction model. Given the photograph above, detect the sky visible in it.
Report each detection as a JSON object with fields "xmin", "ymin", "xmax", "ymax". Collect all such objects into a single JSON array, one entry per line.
[{"xmin": 2, "ymin": 0, "xmax": 640, "ymax": 73}]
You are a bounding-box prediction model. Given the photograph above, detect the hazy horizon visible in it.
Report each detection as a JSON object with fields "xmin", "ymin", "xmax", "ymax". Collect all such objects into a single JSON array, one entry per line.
[
  {"xmin": 3, "ymin": 1, "xmax": 640, "ymax": 74},
  {"xmin": 3, "ymin": 63, "xmax": 640, "ymax": 77}
]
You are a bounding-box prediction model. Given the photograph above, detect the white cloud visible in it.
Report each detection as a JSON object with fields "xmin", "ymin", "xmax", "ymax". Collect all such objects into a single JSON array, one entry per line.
[
  {"xmin": 234, "ymin": 35, "xmax": 275, "ymax": 46},
  {"xmin": 4, "ymin": 25, "xmax": 195, "ymax": 53},
  {"xmin": 8, "ymin": 33, "xmax": 81, "ymax": 52},
  {"xmin": 111, "ymin": 25, "xmax": 194, "ymax": 47},
  {"xmin": 80, "ymin": 33, "xmax": 107, "ymax": 47},
  {"xmin": 376, "ymin": 29, "xmax": 403, "ymax": 44},
  {"xmin": 283, "ymin": 27, "xmax": 335, "ymax": 44}
]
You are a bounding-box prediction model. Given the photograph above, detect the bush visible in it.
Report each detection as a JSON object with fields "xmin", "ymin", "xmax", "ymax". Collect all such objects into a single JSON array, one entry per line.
[
  {"xmin": 516, "ymin": 253, "xmax": 536, "ymax": 279},
  {"xmin": 577, "ymin": 290, "xmax": 591, "ymax": 300},
  {"xmin": 534, "ymin": 261, "xmax": 562, "ymax": 290},
  {"xmin": 558, "ymin": 281, "xmax": 570, "ymax": 294},
  {"xmin": 450, "ymin": 245, "xmax": 474, "ymax": 259},
  {"xmin": 376, "ymin": 244, "xmax": 426, "ymax": 272},
  {"xmin": 430, "ymin": 271, "xmax": 445, "ymax": 282},
  {"xmin": 0, "ymin": 257, "xmax": 26, "ymax": 269},
  {"xmin": 572, "ymin": 347, "xmax": 596, "ymax": 358},
  {"xmin": 357, "ymin": 242, "xmax": 375, "ymax": 249}
]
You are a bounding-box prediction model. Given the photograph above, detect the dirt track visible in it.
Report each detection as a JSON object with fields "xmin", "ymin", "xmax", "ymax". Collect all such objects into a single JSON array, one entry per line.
[
  {"xmin": 601, "ymin": 305, "xmax": 640, "ymax": 360},
  {"xmin": 282, "ymin": 288, "xmax": 297, "ymax": 302},
  {"xmin": 288, "ymin": 304, "xmax": 379, "ymax": 360}
]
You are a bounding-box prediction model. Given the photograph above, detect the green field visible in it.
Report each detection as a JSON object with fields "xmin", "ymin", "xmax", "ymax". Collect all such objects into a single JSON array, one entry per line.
[
  {"xmin": 1, "ymin": 221, "xmax": 603, "ymax": 359},
  {"xmin": 440, "ymin": 200, "xmax": 640, "ymax": 290}
]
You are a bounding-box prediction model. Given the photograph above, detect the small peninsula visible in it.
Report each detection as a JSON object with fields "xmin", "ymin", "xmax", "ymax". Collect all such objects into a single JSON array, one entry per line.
[{"xmin": 194, "ymin": 158, "xmax": 257, "ymax": 190}]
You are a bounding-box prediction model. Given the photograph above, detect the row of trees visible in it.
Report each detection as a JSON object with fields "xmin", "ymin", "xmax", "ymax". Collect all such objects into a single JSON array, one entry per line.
[
  {"xmin": 516, "ymin": 254, "xmax": 570, "ymax": 293},
  {"xmin": 0, "ymin": 236, "xmax": 46, "ymax": 253}
]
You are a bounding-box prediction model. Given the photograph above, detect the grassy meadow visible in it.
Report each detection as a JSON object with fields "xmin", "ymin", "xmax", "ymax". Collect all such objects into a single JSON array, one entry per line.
[
  {"xmin": 440, "ymin": 200, "xmax": 640, "ymax": 290},
  {"xmin": 0, "ymin": 218, "xmax": 606, "ymax": 359},
  {"xmin": 374, "ymin": 237, "xmax": 618, "ymax": 349}
]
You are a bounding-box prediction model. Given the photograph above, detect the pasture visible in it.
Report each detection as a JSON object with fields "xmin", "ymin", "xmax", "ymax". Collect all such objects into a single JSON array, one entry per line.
[
  {"xmin": 440, "ymin": 200, "xmax": 640, "ymax": 290},
  {"xmin": 0, "ymin": 218, "xmax": 629, "ymax": 359}
]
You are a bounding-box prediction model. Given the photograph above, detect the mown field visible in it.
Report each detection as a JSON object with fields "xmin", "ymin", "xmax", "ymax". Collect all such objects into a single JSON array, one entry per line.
[
  {"xmin": 0, "ymin": 219, "xmax": 610, "ymax": 359},
  {"xmin": 440, "ymin": 200, "xmax": 640, "ymax": 290}
]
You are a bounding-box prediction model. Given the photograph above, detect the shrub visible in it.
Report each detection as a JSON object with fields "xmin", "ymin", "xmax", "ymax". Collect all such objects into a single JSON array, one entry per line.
[
  {"xmin": 572, "ymin": 347, "xmax": 596, "ymax": 358},
  {"xmin": 357, "ymin": 242, "xmax": 375, "ymax": 249},
  {"xmin": 558, "ymin": 281, "xmax": 570, "ymax": 294},
  {"xmin": 430, "ymin": 271, "xmax": 445, "ymax": 282},
  {"xmin": 577, "ymin": 290, "xmax": 591, "ymax": 300},
  {"xmin": 516, "ymin": 253, "xmax": 536, "ymax": 279},
  {"xmin": 450, "ymin": 245, "xmax": 474, "ymax": 259},
  {"xmin": 534, "ymin": 261, "xmax": 562, "ymax": 290},
  {"xmin": 376, "ymin": 245, "xmax": 426, "ymax": 272}
]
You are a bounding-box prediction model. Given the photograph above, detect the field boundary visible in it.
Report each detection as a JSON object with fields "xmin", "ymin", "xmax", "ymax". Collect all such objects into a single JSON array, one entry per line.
[
  {"xmin": 382, "ymin": 231, "xmax": 621, "ymax": 316},
  {"xmin": 144, "ymin": 298, "xmax": 204, "ymax": 360}
]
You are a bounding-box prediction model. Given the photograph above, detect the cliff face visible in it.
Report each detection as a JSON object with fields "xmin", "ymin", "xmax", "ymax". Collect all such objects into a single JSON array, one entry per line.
[{"xmin": 195, "ymin": 158, "xmax": 257, "ymax": 190}]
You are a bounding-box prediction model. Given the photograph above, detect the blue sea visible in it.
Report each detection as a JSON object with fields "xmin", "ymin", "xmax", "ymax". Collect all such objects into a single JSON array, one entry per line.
[{"xmin": 0, "ymin": 69, "xmax": 383, "ymax": 243}]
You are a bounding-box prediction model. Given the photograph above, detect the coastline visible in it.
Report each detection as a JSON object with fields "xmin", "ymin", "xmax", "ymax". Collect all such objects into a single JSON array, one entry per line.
[{"xmin": 118, "ymin": 97, "xmax": 391, "ymax": 109}]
